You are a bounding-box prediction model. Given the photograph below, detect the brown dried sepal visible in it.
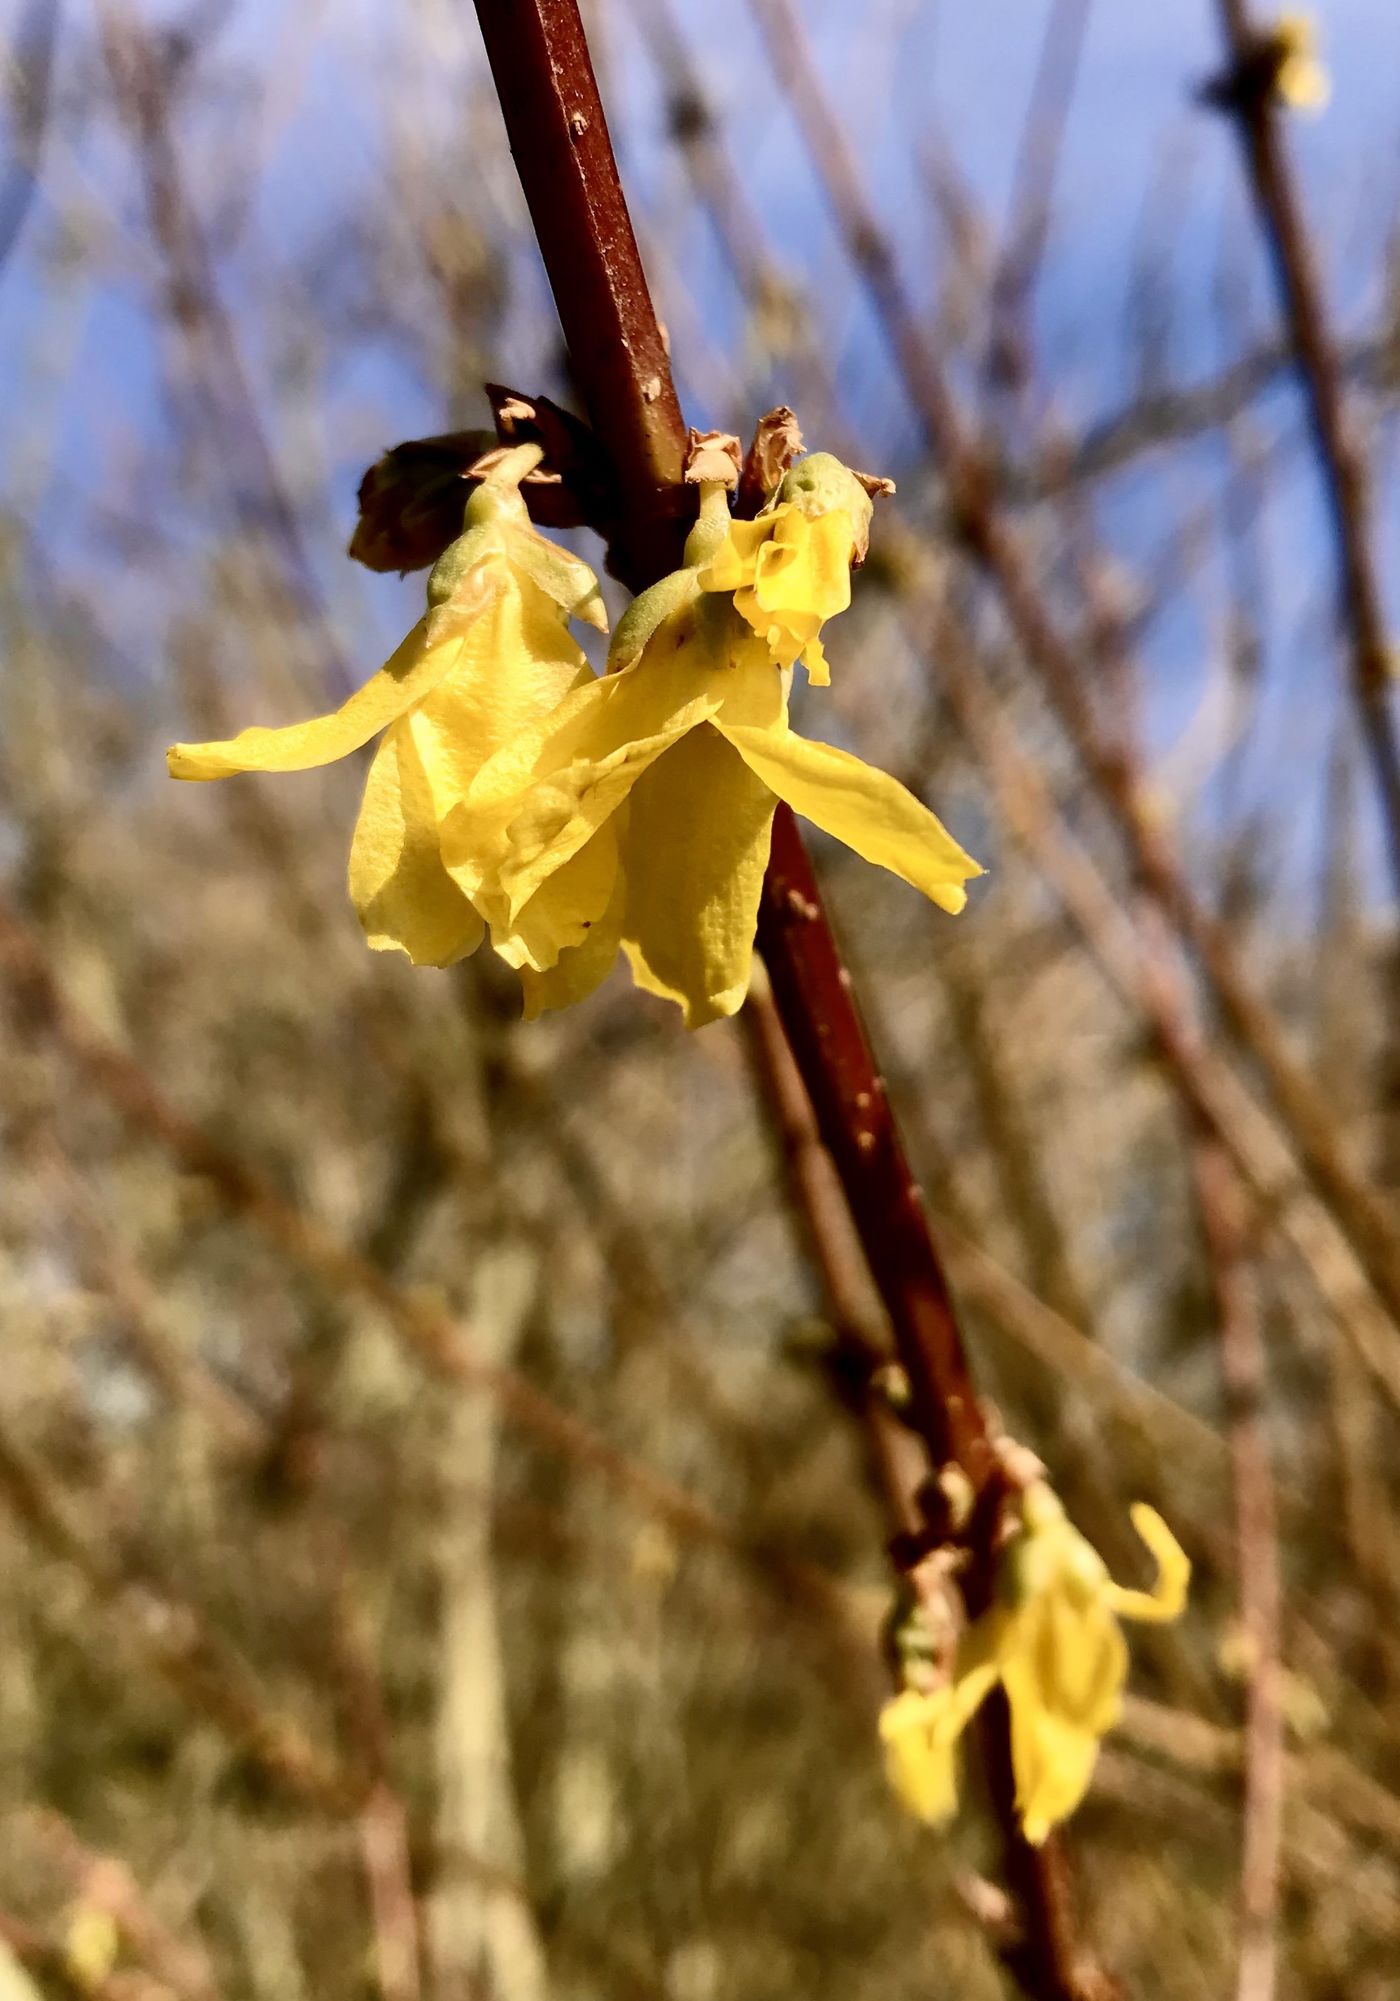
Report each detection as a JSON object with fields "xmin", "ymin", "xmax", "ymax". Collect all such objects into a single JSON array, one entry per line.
[
  {"xmin": 737, "ymin": 405, "xmax": 805, "ymax": 517},
  {"xmin": 349, "ymin": 430, "xmax": 497, "ymax": 574},
  {"xmin": 683, "ymin": 428, "xmax": 741, "ymax": 488},
  {"xmin": 349, "ymin": 386, "xmax": 622, "ymax": 576},
  {"xmin": 484, "ymin": 382, "xmax": 619, "ymax": 527},
  {"xmin": 852, "ymin": 469, "xmax": 897, "ymax": 500}
]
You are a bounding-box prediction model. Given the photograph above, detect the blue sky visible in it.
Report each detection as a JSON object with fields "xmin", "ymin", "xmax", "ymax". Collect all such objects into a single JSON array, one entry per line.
[{"xmin": 2, "ymin": 0, "xmax": 1398, "ymax": 887}]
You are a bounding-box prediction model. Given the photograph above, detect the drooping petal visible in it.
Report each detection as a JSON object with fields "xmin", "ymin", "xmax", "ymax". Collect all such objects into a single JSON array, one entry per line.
[
  {"xmin": 878, "ymin": 1690, "xmax": 962, "ymax": 1826},
  {"xmin": 348, "ymin": 720, "xmax": 485, "ymax": 967},
  {"xmin": 516, "ymin": 860, "xmax": 628, "ymax": 1022},
  {"xmin": 620, "ymin": 725, "xmax": 776, "ymax": 1027},
  {"xmin": 168, "ymin": 566, "xmax": 499, "ymax": 780},
  {"xmin": 877, "ymin": 1608, "xmax": 1006, "ymax": 1828},
  {"xmin": 716, "ymin": 721, "xmax": 982, "ymax": 914},
  {"xmin": 1026, "ymin": 1588, "xmax": 1129, "ymax": 1738},
  {"xmin": 1104, "ymin": 1505, "xmax": 1192, "ymax": 1624},
  {"xmin": 492, "ymin": 818, "xmax": 621, "ymax": 974},
  {"xmin": 940, "ymin": 1606, "xmax": 1010, "ymax": 1736},
  {"xmin": 446, "ymin": 608, "xmax": 727, "ymax": 922},
  {"xmin": 410, "ymin": 576, "xmax": 592, "ymax": 827},
  {"xmin": 1001, "ymin": 1654, "xmax": 1104, "ymax": 1847}
]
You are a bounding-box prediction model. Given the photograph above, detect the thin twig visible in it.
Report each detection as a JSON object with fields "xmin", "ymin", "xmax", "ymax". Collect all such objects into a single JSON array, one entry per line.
[
  {"xmin": 1211, "ymin": 0, "xmax": 1400, "ymax": 900},
  {"xmin": 1136, "ymin": 917, "xmax": 1284, "ymax": 2001}
]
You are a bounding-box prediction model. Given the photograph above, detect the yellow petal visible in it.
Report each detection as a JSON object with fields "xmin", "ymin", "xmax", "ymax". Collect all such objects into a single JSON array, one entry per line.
[
  {"xmin": 753, "ymin": 507, "xmax": 852, "ymax": 627},
  {"xmin": 1278, "ymin": 54, "xmax": 1329, "ymax": 110},
  {"xmin": 411, "ymin": 574, "xmax": 592, "ymax": 827},
  {"xmin": 802, "ymin": 635, "xmax": 831, "ymax": 688},
  {"xmin": 168, "ymin": 567, "xmax": 499, "ymax": 780},
  {"xmin": 716, "ymin": 721, "xmax": 982, "ymax": 914},
  {"xmin": 878, "ymin": 1690, "xmax": 961, "ymax": 1826},
  {"xmin": 1022, "ymin": 1588, "xmax": 1128, "ymax": 1738},
  {"xmin": 1001, "ymin": 1656, "xmax": 1104, "ymax": 1846},
  {"xmin": 941, "ymin": 1609, "xmax": 1008, "ymax": 1736},
  {"xmin": 619, "ymin": 725, "xmax": 775, "ymax": 1027},
  {"xmin": 506, "ymin": 522, "xmax": 609, "ymax": 631},
  {"xmin": 446, "ymin": 619, "xmax": 726, "ymax": 921},
  {"xmin": 516, "ymin": 858, "xmax": 628, "ymax": 1021},
  {"xmin": 697, "ymin": 516, "xmax": 773, "ymax": 594},
  {"xmin": 493, "ymin": 817, "xmax": 621, "ymax": 974},
  {"xmin": 714, "ymin": 629, "xmax": 790, "ymax": 727},
  {"xmin": 718, "ymin": 507, "xmax": 855, "ymax": 673},
  {"xmin": 1104, "ymin": 1505, "xmax": 1191, "ymax": 1624},
  {"xmin": 349, "ymin": 720, "xmax": 484, "ymax": 967}
]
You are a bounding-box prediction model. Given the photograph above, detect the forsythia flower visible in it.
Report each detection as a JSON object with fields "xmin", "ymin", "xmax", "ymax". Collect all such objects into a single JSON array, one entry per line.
[
  {"xmin": 167, "ymin": 446, "xmax": 606, "ymax": 972},
  {"xmin": 698, "ymin": 452, "xmax": 869, "ymax": 686},
  {"xmin": 442, "ymin": 454, "xmax": 982, "ymax": 1026},
  {"xmin": 1273, "ymin": 13, "xmax": 1329, "ymax": 112},
  {"xmin": 880, "ymin": 1483, "xmax": 1189, "ymax": 1846}
]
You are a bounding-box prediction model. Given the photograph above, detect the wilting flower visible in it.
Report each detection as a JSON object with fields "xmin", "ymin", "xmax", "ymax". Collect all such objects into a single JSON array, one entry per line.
[
  {"xmin": 443, "ymin": 455, "xmax": 982, "ymax": 1026},
  {"xmin": 1272, "ymin": 13, "xmax": 1329, "ymax": 112},
  {"xmin": 168, "ymin": 445, "xmax": 606, "ymax": 971},
  {"xmin": 880, "ymin": 1483, "xmax": 1189, "ymax": 1845},
  {"xmin": 698, "ymin": 453, "xmax": 872, "ymax": 686}
]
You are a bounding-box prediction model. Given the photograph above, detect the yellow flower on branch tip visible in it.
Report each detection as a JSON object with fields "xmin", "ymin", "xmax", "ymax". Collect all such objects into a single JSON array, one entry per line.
[
  {"xmin": 1274, "ymin": 13, "xmax": 1329, "ymax": 113},
  {"xmin": 167, "ymin": 445, "xmax": 607, "ymax": 972},
  {"xmin": 442, "ymin": 459, "xmax": 981, "ymax": 1028},
  {"xmin": 697, "ymin": 451, "xmax": 874, "ymax": 686},
  {"xmin": 879, "ymin": 1484, "xmax": 1189, "ymax": 1846}
]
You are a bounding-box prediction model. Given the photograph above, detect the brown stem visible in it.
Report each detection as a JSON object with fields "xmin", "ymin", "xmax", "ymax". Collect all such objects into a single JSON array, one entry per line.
[
  {"xmin": 1212, "ymin": 0, "xmax": 1400, "ymax": 902},
  {"xmin": 470, "ymin": 0, "xmax": 687, "ymax": 588},
  {"xmin": 757, "ymin": 815, "xmax": 995, "ymax": 1486},
  {"xmin": 468, "ymin": 3, "xmax": 1099, "ymax": 1995}
]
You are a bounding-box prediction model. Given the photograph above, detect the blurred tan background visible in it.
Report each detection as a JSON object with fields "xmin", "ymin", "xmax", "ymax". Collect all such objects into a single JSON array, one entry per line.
[{"xmin": 2, "ymin": 2, "xmax": 1400, "ymax": 1996}]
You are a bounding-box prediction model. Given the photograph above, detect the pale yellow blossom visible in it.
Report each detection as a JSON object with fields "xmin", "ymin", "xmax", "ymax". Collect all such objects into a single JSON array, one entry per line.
[
  {"xmin": 167, "ymin": 446, "xmax": 606, "ymax": 975},
  {"xmin": 444, "ymin": 457, "xmax": 980, "ymax": 1026},
  {"xmin": 880, "ymin": 1484, "xmax": 1189, "ymax": 1845}
]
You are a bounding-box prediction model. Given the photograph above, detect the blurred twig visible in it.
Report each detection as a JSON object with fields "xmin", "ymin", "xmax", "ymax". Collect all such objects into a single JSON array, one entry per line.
[
  {"xmin": 1136, "ymin": 914, "xmax": 1284, "ymax": 2001},
  {"xmin": 746, "ymin": 0, "xmax": 1400, "ymax": 1352},
  {"xmin": 0, "ymin": 889, "xmax": 858, "ymax": 1632},
  {"xmin": 929, "ymin": 608, "xmax": 1400, "ymax": 1417},
  {"xmin": 1210, "ymin": 0, "xmax": 1400, "ymax": 901},
  {"xmin": 0, "ymin": 0, "xmax": 60, "ymax": 279},
  {"xmin": 96, "ymin": 2, "xmax": 352, "ymax": 696}
]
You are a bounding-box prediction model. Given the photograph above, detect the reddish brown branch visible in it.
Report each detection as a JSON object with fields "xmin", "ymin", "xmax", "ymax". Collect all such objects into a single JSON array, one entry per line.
[
  {"xmin": 471, "ymin": 0, "xmax": 688, "ymax": 587},
  {"xmin": 756, "ymin": 814, "xmax": 994, "ymax": 1489},
  {"xmin": 468, "ymin": 4, "xmax": 1098, "ymax": 1995}
]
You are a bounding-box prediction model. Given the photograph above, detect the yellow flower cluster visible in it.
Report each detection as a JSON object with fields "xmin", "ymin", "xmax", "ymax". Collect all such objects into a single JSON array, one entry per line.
[
  {"xmin": 169, "ymin": 448, "xmax": 981, "ymax": 1025},
  {"xmin": 880, "ymin": 1484, "xmax": 1189, "ymax": 1846}
]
